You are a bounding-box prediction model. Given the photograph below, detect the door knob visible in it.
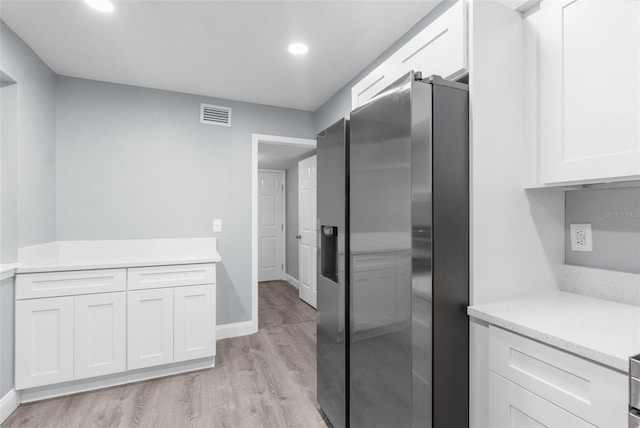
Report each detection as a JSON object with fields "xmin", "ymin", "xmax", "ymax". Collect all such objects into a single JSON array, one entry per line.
[{"xmin": 296, "ymin": 234, "xmax": 302, "ymax": 239}]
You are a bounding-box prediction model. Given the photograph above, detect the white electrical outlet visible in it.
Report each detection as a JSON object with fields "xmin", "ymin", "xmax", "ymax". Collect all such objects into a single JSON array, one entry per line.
[
  {"xmin": 570, "ymin": 223, "xmax": 592, "ymax": 251},
  {"xmin": 213, "ymin": 219, "xmax": 222, "ymax": 232}
]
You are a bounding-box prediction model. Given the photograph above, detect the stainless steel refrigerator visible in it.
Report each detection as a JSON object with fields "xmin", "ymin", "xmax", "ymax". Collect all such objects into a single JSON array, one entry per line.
[{"xmin": 317, "ymin": 71, "xmax": 469, "ymax": 428}]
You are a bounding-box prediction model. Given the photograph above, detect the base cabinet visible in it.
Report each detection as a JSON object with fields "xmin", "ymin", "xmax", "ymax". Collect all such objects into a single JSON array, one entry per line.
[
  {"xmin": 74, "ymin": 292, "xmax": 126, "ymax": 380},
  {"xmin": 15, "ymin": 263, "xmax": 217, "ymax": 392},
  {"xmin": 127, "ymin": 288, "xmax": 174, "ymax": 370},
  {"xmin": 489, "ymin": 373, "xmax": 595, "ymax": 428},
  {"xmin": 15, "ymin": 297, "xmax": 75, "ymax": 389}
]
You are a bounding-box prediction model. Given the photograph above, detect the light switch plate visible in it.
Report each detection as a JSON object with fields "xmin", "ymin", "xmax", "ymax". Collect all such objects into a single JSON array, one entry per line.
[
  {"xmin": 570, "ymin": 223, "xmax": 592, "ymax": 252},
  {"xmin": 213, "ymin": 219, "xmax": 222, "ymax": 232}
]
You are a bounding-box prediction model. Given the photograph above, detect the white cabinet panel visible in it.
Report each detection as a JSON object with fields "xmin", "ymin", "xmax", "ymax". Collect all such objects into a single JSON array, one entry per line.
[
  {"xmin": 489, "ymin": 372, "xmax": 595, "ymax": 428},
  {"xmin": 174, "ymin": 284, "xmax": 216, "ymax": 362},
  {"xmin": 393, "ymin": 0, "xmax": 466, "ymax": 82},
  {"xmin": 74, "ymin": 292, "xmax": 126, "ymax": 380},
  {"xmin": 127, "ymin": 263, "xmax": 215, "ymax": 290},
  {"xmin": 489, "ymin": 326, "xmax": 627, "ymax": 428},
  {"xmin": 16, "ymin": 269, "xmax": 126, "ymax": 299},
  {"xmin": 351, "ymin": 0, "xmax": 466, "ymax": 109},
  {"xmin": 536, "ymin": 0, "xmax": 640, "ymax": 184},
  {"xmin": 127, "ymin": 288, "xmax": 174, "ymax": 370},
  {"xmin": 15, "ymin": 297, "xmax": 74, "ymax": 389}
]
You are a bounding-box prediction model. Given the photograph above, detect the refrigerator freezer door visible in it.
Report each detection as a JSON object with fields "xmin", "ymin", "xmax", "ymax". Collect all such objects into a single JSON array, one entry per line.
[{"xmin": 317, "ymin": 118, "xmax": 349, "ymax": 428}]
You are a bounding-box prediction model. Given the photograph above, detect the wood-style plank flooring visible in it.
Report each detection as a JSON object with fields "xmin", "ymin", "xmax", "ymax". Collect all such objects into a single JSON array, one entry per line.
[{"xmin": 3, "ymin": 281, "xmax": 327, "ymax": 428}]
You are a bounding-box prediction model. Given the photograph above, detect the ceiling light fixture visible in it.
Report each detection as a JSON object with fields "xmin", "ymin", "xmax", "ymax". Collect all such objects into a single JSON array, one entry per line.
[
  {"xmin": 84, "ymin": 0, "xmax": 114, "ymax": 13},
  {"xmin": 288, "ymin": 43, "xmax": 309, "ymax": 55}
]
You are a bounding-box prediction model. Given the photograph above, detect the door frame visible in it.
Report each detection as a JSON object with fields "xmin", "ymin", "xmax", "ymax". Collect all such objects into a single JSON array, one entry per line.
[
  {"xmin": 257, "ymin": 168, "xmax": 286, "ymax": 282},
  {"xmin": 251, "ymin": 134, "xmax": 316, "ymax": 333}
]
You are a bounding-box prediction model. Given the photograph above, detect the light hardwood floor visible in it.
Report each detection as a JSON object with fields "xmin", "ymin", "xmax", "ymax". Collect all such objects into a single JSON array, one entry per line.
[{"xmin": 3, "ymin": 280, "xmax": 327, "ymax": 428}]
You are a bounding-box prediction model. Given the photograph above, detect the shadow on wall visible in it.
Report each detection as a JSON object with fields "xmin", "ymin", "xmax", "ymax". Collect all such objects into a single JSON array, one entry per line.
[{"xmin": 215, "ymin": 263, "xmax": 248, "ymax": 326}]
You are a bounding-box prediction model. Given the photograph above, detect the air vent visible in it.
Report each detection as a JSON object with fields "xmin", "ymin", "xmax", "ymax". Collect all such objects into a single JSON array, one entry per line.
[{"xmin": 200, "ymin": 103, "xmax": 231, "ymax": 127}]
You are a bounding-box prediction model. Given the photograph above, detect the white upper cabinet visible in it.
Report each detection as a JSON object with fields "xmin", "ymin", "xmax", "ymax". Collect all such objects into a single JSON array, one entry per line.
[
  {"xmin": 351, "ymin": 0, "xmax": 467, "ymax": 109},
  {"xmin": 531, "ymin": 0, "xmax": 640, "ymax": 185}
]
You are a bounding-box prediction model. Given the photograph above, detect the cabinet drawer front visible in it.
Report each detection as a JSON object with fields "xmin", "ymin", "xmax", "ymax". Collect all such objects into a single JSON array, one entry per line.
[
  {"xmin": 127, "ymin": 264, "xmax": 216, "ymax": 290},
  {"xmin": 489, "ymin": 372, "xmax": 595, "ymax": 428},
  {"xmin": 16, "ymin": 269, "xmax": 126, "ymax": 299},
  {"xmin": 489, "ymin": 326, "xmax": 626, "ymax": 428}
]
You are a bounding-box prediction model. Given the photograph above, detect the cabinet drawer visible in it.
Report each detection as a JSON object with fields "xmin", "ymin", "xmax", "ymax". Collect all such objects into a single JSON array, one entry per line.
[
  {"xmin": 489, "ymin": 326, "xmax": 626, "ymax": 428},
  {"xmin": 127, "ymin": 263, "xmax": 215, "ymax": 290},
  {"xmin": 489, "ymin": 372, "xmax": 595, "ymax": 428},
  {"xmin": 16, "ymin": 269, "xmax": 126, "ymax": 299}
]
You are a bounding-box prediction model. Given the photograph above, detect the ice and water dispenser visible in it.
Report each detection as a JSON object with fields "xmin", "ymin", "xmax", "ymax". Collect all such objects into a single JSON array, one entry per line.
[{"xmin": 320, "ymin": 225, "xmax": 338, "ymax": 283}]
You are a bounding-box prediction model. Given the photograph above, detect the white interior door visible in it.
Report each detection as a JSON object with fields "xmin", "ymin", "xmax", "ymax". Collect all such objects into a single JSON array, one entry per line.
[
  {"xmin": 258, "ymin": 170, "xmax": 284, "ymax": 282},
  {"xmin": 298, "ymin": 155, "xmax": 317, "ymax": 308}
]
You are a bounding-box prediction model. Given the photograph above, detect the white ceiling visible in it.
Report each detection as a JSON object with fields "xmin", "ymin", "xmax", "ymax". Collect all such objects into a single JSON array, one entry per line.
[
  {"xmin": 258, "ymin": 143, "xmax": 315, "ymax": 170},
  {"xmin": 0, "ymin": 0, "xmax": 439, "ymax": 111}
]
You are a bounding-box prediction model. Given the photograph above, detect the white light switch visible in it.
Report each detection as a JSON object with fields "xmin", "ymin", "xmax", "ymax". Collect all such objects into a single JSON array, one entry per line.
[
  {"xmin": 213, "ymin": 219, "xmax": 222, "ymax": 232},
  {"xmin": 570, "ymin": 223, "xmax": 592, "ymax": 251}
]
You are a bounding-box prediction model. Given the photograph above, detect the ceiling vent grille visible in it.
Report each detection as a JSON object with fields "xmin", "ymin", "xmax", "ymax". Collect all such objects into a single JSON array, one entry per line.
[{"xmin": 200, "ymin": 103, "xmax": 232, "ymax": 127}]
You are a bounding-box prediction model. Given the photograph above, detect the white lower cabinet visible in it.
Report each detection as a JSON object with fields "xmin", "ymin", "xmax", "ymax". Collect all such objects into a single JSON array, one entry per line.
[
  {"xmin": 127, "ymin": 288, "xmax": 174, "ymax": 370},
  {"xmin": 489, "ymin": 372, "xmax": 595, "ymax": 428},
  {"xmin": 15, "ymin": 297, "xmax": 75, "ymax": 389},
  {"xmin": 15, "ymin": 263, "xmax": 217, "ymax": 392},
  {"xmin": 74, "ymin": 292, "xmax": 126, "ymax": 380},
  {"xmin": 488, "ymin": 326, "xmax": 627, "ymax": 428},
  {"xmin": 174, "ymin": 284, "xmax": 216, "ymax": 362}
]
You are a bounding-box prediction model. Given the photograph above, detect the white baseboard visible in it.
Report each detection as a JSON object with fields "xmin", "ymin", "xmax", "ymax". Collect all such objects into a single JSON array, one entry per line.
[
  {"xmin": 0, "ymin": 389, "xmax": 21, "ymax": 424},
  {"xmin": 285, "ymin": 274, "xmax": 299, "ymax": 289},
  {"xmin": 19, "ymin": 358, "xmax": 214, "ymax": 404},
  {"xmin": 216, "ymin": 320, "xmax": 257, "ymax": 340}
]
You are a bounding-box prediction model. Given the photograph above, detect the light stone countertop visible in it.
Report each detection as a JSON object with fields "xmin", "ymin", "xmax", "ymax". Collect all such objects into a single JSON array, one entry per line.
[
  {"xmin": 16, "ymin": 238, "xmax": 221, "ymax": 274},
  {"xmin": 16, "ymin": 255, "xmax": 221, "ymax": 274},
  {"xmin": 468, "ymin": 291, "xmax": 640, "ymax": 373}
]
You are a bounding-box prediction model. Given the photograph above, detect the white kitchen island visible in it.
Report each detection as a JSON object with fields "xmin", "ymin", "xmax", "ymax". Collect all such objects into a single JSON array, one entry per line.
[{"xmin": 14, "ymin": 238, "xmax": 221, "ymax": 402}]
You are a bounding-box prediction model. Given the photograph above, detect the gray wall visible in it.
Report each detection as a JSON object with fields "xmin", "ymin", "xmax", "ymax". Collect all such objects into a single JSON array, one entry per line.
[
  {"xmin": 55, "ymin": 76, "xmax": 315, "ymax": 324},
  {"xmin": 0, "ymin": 21, "xmax": 56, "ymax": 399},
  {"xmin": 0, "ymin": 21, "xmax": 57, "ymax": 247},
  {"xmin": 1, "ymin": 81, "xmax": 18, "ymax": 263},
  {"xmin": 565, "ymin": 187, "xmax": 640, "ymax": 273},
  {"xmin": 313, "ymin": 1, "xmax": 456, "ymax": 134},
  {"xmin": 0, "ymin": 277, "xmax": 14, "ymax": 397},
  {"xmin": 285, "ymin": 164, "xmax": 299, "ymax": 280}
]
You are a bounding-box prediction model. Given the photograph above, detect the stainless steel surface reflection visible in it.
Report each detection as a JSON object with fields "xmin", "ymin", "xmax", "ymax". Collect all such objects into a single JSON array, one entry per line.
[{"xmin": 317, "ymin": 118, "xmax": 349, "ymax": 428}]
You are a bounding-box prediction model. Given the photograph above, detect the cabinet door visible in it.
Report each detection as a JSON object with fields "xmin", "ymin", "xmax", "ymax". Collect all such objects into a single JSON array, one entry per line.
[
  {"xmin": 538, "ymin": 0, "xmax": 640, "ymax": 184},
  {"xmin": 74, "ymin": 292, "xmax": 126, "ymax": 380},
  {"xmin": 127, "ymin": 288, "xmax": 174, "ymax": 370},
  {"xmin": 174, "ymin": 284, "xmax": 216, "ymax": 362},
  {"xmin": 393, "ymin": 0, "xmax": 466, "ymax": 81},
  {"xmin": 489, "ymin": 372, "xmax": 595, "ymax": 428},
  {"xmin": 15, "ymin": 297, "xmax": 74, "ymax": 389}
]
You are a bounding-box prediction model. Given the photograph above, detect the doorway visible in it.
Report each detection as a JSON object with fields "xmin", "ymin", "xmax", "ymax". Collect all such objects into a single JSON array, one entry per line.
[{"xmin": 251, "ymin": 134, "xmax": 316, "ymax": 332}]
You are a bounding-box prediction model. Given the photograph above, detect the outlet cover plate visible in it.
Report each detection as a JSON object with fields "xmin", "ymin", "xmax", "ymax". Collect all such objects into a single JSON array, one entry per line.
[{"xmin": 570, "ymin": 223, "xmax": 592, "ymax": 252}]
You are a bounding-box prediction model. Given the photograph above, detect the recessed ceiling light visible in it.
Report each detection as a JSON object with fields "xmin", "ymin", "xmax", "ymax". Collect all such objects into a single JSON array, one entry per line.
[
  {"xmin": 84, "ymin": 0, "xmax": 114, "ymax": 13},
  {"xmin": 288, "ymin": 43, "xmax": 309, "ymax": 56}
]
